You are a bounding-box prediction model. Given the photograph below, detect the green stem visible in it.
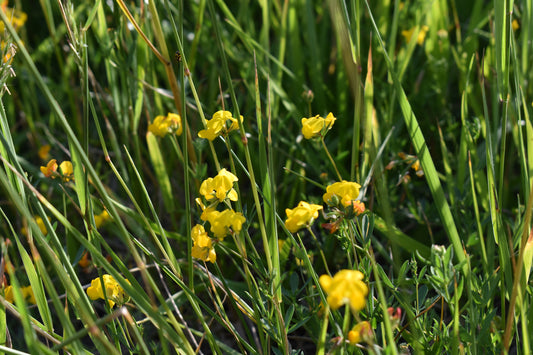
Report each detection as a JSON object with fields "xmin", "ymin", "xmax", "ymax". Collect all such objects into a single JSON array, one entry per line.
[
  {"xmin": 367, "ymin": 245, "xmax": 398, "ymax": 354},
  {"xmin": 321, "ymin": 136, "xmax": 343, "ymax": 181},
  {"xmin": 317, "ymin": 304, "xmax": 330, "ymax": 355}
]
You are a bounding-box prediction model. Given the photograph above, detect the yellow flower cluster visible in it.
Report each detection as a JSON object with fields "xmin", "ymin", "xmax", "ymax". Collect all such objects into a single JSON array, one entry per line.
[
  {"xmin": 40, "ymin": 159, "xmax": 74, "ymax": 182},
  {"xmin": 148, "ymin": 113, "xmax": 182, "ymax": 137},
  {"xmin": 3, "ymin": 284, "xmax": 36, "ymax": 304},
  {"xmin": 319, "ymin": 269, "xmax": 368, "ymax": 311},
  {"xmin": 201, "ymin": 208, "xmax": 246, "ymax": 240},
  {"xmin": 1, "ymin": 1, "xmax": 27, "ymax": 64},
  {"xmin": 87, "ymin": 274, "xmax": 129, "ymax": 308},
  {"xmin": 0, "ymin": 1, "xmax": 26, "ymax": 32},
  {"xmin": 198, "ymin": 110, "xmax": 242, "ymax": 141},
  {"xmin": 192, "ymin": 169, "xmax": 245, "ymax": 262},
  {"xmin": 191, "ymin": 225, "xmax": 216, "ymax": 263},
  {"xmin": 199, "ymin": 168, "xmax": 238, "ymax": 202},
  {"xmin": 323, "ymin": 181, "xmax": 360, "ymax": 207},
  {"xmin": 284, "ymin": 201, "xmax": 323, "ymax": 233},
  {"xmin": 301, "ymin": 112, "xmax": 336, "ymax": 139},
  {"xmin": 323, "ymin": 181, "xmax": 365, "ymax": 216}
]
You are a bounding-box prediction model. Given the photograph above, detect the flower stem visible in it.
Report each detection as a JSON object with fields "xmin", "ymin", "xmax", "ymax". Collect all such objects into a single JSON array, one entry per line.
[{"xmin": 321, "ymin": 136, "xmax": 343, "ymax": 181}]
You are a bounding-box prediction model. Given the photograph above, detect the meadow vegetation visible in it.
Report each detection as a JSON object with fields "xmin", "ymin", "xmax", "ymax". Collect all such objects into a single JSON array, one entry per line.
[{"xmin": 0, "ymin": 0, "xmax": 531, "ymax": 354}]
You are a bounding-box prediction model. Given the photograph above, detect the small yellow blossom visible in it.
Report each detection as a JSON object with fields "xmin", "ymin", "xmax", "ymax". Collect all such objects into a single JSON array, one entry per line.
[
  {"xmin": 59, "ymin": 161, "xmax": 74, "ymax": 182},
  {"xmin": 401, "ymin": 25, "xmax": 429, "ymax": 45},
  {"xmin": 0, "ymin": 4, "xmax": 27, "ymax": 32},
  {"xmin": 323, "ymin": 181, "xmax": 361, "ymax": 208},
  {"xmin": 87, "ymin": 274, "xmax": 129, "ymax": 307},
  {"xmin": 78, "ymin": 252, "xmax": 91, "ymax": 268},
  {"xmin": 94, "ymin": 210, "xmax": 111, "ymax": 228},
  {"xmin": 411, "ymin": 159, "xmax": 420, "ymax": 172},
  {"xmin": 512, "ymin": 19, "xmax": 519, "ymax": 31},
  {"xmin": 295, "ymin": 253, "xmax": 313, "ymax": 266},
  {"xmin": 199, "ymin": 168, "xmax": 239, "ymax": 202},
  {"xmin": 319, "ymin": 269, "xmax": 368, "ymax": 311},
  {"xmin": 202, "ymin": 209, "xmax": 246, "ymax": 240},
  {"xmin": 284, "ymin": 201, "xmax": 323, "ymax": 233},
  {"xmin": 198, "ymin": 110, "xmax": 243, "ymax": 141},
  {"xmin": 191, "ymin": 224, "xmax": 216, "ymax": 263},
  {"xmin": 399, "ymin": 152, "xmax": 423, "ymax": 177},
  {"xmin": 22, "ymin": 285, "xmax": 37, "ymax": 304},
  {"xmin": 38, "ymin": 144, "xmax": 51, "ymax": 161},
  {"xmin": 40, "ymin": 159, "xmax": 58, "ymax": 178},
  {"xmin": 35, "ymin": 216, "xmax": 48, "ymax": 235},
  {"xmin": 40, "ymin": 159, "xmax": 74, "ymax": 182},
  {"xmin": 148, "ymin": 113, "xmax": 182, "ymax": 137},
  {"xmin": 301, "ymin": 112, "xmax": 336, "ymax": 139},
  {"xmin": 21, "ymin": 215, "xmax": 49, "ymax": 236},
  {"xmin": 4, "ymin": 285, "xmax": 36, "ymax": 305},
  {"xmin": 195, "ymin": 197, "xmax": 218, "ymax": 221},
  {"xmin": 0, "ymin": 2, "xmax": 26, "ymax": 64},
  {"xmin": 348, "ymin": 321, "xmax": 372, "ymax": 344},
  {"xmin": 411, "ymin": 159, "xmax": 424, "ymax": 176}
]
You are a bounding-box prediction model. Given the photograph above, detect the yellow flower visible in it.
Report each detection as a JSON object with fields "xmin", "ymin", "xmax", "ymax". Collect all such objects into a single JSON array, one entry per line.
[
  {"xmin": 0, "ymin": 4, "xmax": 27, "ymax": 32},
  {"xmin": 38, "ymin": 144, "xmax": 51, "ymax": 161},
  {"xmin": 323, "ymin": 181, "xmax": 361, "ymax": 207},
  {"xmin": 148, "ymin": 113, "xmax": 182, "ymax": 137},
  {"xmin": 512, "ymin": 19, "xmax": 519, "ymax": 31},
  {"xmin": 195, "ymin": 197, "xmax": 218, "ymax": 221},
  {"xmin": 348, "ymin": 321, "xmax": 372, "ymax": 344},
  {"xmin": 59, "ymin": 161, "xmax": 74, "ymax": 182},
  {"xmin": 87, "ymin": 274, "xmax": 129, "ymax": 307},
  {"xmin": 284, "ymin": 201, "xmax": 323, "ymax": 233},
  {"xmin": 40, "ymin": 159, "xmax": 74, "ymax": 182},
  {"xmin": 301, "ymin": 112, "xmax": 336, "ymax": 139},
  {"xmin": 78, "ymin": 251, "xmax": 91, "ymax": 268},
  {"xmin": 3, "ymin": 285, "xmax": 13, "ymax": 303},
  {"xmin": 21, "ymin": 215, "xmax": 49, "ymax": 236},
  {"xmin": 401, "ymin": 25, "xmax": 429, "ymax": 45},
  {"xmin": 198, "ymin": 110, "xmax": 242, "ymax": 141},
  {"xmin": 202, "ymin": 209, "xmax": 246, "ymax": 240},
  {"xmin": 94, "ymin": 210, "xmax": 111, "ymax": 228},
  {"xmin": 191, "ymin": 224, "xmax": 216, "ymax": 263},
  {"xmin": 35, "ymin": 216, "xmax": 48, "ymax": 235},
  {"xmin": 40, "ymin": 159, "xmax": 58, "ymax": 178},
  {"xmin": 199, "ymin": 168, "xmax": 239, "ymax": 202},
  {"xmin": 319, "ymin": 269, "xmax": 368, "ymax": 311},
  {"xmin": 3, "ymin": 285, "xmax": 36, "ymax": 305},
  {"xmin": 295, "ymin": 253, "xmax": 312, "ymax": 266}
]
